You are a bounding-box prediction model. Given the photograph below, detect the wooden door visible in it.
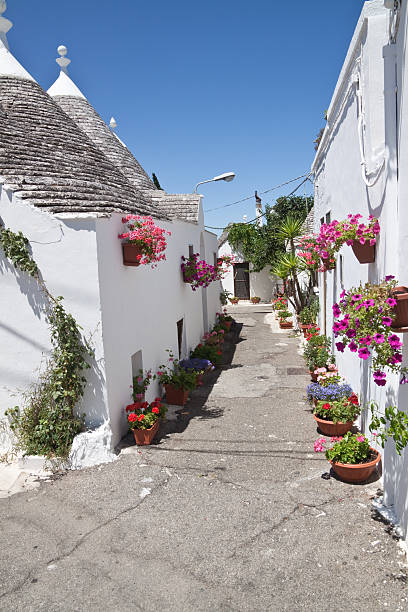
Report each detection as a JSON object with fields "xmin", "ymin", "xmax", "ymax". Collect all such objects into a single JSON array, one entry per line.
[{"xmin": 234, "ymin": 263, "xmax": 250, "ymax": 299}]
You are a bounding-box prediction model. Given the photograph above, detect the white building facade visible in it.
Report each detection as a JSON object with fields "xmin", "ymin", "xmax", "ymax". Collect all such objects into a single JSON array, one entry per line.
[
  {"xmin": 312, "ymin": 0, "xmax": 408, "ymax": 542},
  {"xmin": 0, "ymin": 7, "xmax": 220, "ymax": 463}
]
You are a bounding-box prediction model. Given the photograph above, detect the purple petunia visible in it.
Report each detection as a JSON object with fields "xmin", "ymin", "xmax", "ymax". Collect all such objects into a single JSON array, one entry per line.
[
  {"xmin": 332, "ymin": 303, "xmax": 341, "ymax": 318},
  {"xmin": 373, "ymin": 333, "xmax": 385, "ymax": 344},
  {"xmin": 373, "ymin": 371, "xmax": 387, "ymax": 386},
  {"xmin": 346, "ymin": 328, "xmax": 356, "ymax": 338},
  {"xmin": 349, "ymin": 341, "xmax": 358, "ymax": 352},
  {"xmin": 382, "ymin": 316, "xmax": 393, "ymax": 327},
  {"xmin": 389, "ymin": 334, "xmax": 403, "ymax": 349},
  {"xmin": 335, "ymin": 342, "xmax": 345, "ymax": 353},
  {"xmin": 358, "ymin": 347, "xmax": 370, "ymax": 360}
]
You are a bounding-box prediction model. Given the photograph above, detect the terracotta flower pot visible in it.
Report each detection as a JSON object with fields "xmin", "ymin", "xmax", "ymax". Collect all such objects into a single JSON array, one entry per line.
[
  {"xmin": 251, "ymin": 298, "xmax": 260, "ymax": 304},
  {"xmin": 279, "ymin": 321, "xmax": 293, "ymax": 329},
  {"xmin": 122, "ymin": 243, "xmax": 144, "ymax": 266},
  {"xmin": 313, "ymin": 413, "xmax": 354, "ymax": 436},
  {"xmin": 164, "ymin": 384, "xmax": 189, "ymax": 406},
  {"xmin": 391, "ymin": 286, "xmax": 408, "ymax": 328},
  {"xmin": 230, "ymin": 298, "xmax": 239, "ymax": 304},
  {"xmin": 351, "ymin": 240, "xmax": 376, "ymax": 264},
  {"xmin": 329, "ymin": 449, "xmax": 381, "ymax": 484},
  {"xmin": 132, "ymin": 419, "xmax": 160, "ymax": 446}
]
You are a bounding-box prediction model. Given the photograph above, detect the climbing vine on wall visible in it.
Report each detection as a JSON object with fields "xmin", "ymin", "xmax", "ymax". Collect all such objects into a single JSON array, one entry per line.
[{"xmin": 0, "ymin": 225, "xmax": 92, "ymax": 459}]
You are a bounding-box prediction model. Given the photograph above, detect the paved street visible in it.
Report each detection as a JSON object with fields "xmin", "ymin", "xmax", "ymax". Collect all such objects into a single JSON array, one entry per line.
[{"xmin": 0, "ymin": 305, "xmax": 407, "ymax": 611}]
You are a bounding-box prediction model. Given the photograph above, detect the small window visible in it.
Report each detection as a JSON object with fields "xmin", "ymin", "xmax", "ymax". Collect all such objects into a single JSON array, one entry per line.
[
  {"xmin": 177, "ymin": 319, "xmax": 184, "ymax": 358},
  {"xmin": 320, "ymin": 217, "xmax": 325, "ymax": 226},
  {"xmin": 188, "ymin": 245, "xmax": 194, "ymax": 257},
  {"xmin": 325, "ymin": 212, "xmax": 331, "ymax": 224}
]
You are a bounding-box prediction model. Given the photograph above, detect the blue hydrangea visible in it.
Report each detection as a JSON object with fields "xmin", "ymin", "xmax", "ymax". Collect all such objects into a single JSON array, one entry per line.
[{"xmin": 307, "ymin": 382, "xmax": 353, "ymax": 402}]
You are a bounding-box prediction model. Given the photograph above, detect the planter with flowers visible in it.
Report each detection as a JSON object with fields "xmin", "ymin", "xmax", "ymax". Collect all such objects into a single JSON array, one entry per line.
[
  {"xmin": 298, "ymin": 300, "xmax": 319, "ymax": 337},
  {"xmin": 314, "ymin": 432, "xmax": 381, "ymax": 483},
  {"xmin": 191, "ymin": 342, "xmax": 223, "ymax": 366},
  {"xmin": 157, "ymin": 352, "xmax": 198, "ymax": 406},
  {"xmin": 216, "ymin": 310, "xmax": 234, "ymax": 332},
  {"xmin": 203, "ymin": 329, "xmax": 225, "ymax": 345},
  {"xmin": 181, "ymin": 253, "xmax": 220, "ymax": 291},
  {"xmin": 334, "ymin": 214, "xmax": 380, "ymax": 263},
  {"xmin": 307, "ymin": 380, "xmax": 354, "ymax": 405},
  {"xmin": 313, "ymin": 393, "xmax": 360, "ymax": 436},
  {"xmin": 332, "ymin": 276, "xmax": 405, "ymax": 386},
  {"xmin": 279, "ymin": 310, "xmax": 293, "ymax": 329},
  {"xmin": 230, "ymin": 297, "xmax": 240, "ymax": 305},
  {"xmin": 179, "ymin": 357, "xmax": 214, "ymax": 386},
  {"xmin": 132, "ymin": 368, "xmax": 154, "ymax": 402},
  {"xmin": 118, "ymin": 215, "xmax": 170, "ymax": 267},
  {"xmin": 251, "ymin": 296, "xmax": 261, "ymax": 304},
  {"xmin": 303, "ymin": 334, "xmax": 333, "ymax": 379},
  {"xmin": 126, "ymin": 398, "xmax": 167, "ymax": 445},
  {"xmin": 390, "ymin": 285, "xmax": 408, "ymax": 329}
]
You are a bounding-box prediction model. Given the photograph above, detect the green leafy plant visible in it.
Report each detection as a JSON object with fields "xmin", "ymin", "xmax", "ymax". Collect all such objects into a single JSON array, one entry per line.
[
  {"xmin": 1, "ymin": 225, "xmax": 91, "ymax": 458},
  {"xmin": 220, "ymin": 289, "xmax": 231, "ymax": 306},
  {"xmin": 278, "ymin": 309, "xmax": 291, "ymax": 320},
  {"xmin": 303, "ymin": 334, "xmax": 333, "ymax": 371},
  {"xmin": 191, "ymin": 343, "xmax": 222, "ymax": 366},
  {"xmin": 156, "ymin": 351, "xmax": 198, "ymax": 391},
  {"xmin": 299, "ymin": 298, "xmax": 319, "ymax": 325},
  {"xmin": 325, "ymin": 432, "xmax": 372, "ymax": 465},
  {"xmin": 314, "ymin": 394, "xmax": 360, "ymax": 423},
  {"xmin": 369, "ymin": 402, "xmax": 408, "ymax": 455}
]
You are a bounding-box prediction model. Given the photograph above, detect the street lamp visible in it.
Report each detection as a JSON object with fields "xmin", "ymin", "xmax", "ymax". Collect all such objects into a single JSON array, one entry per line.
[{"xmin": 193, "ymin": 172, "xmax": 235, "ymax": 193}]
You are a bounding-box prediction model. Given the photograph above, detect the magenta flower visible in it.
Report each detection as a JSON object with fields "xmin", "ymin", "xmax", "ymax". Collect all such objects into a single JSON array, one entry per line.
[
  {"xmin": 349, "ymin": 341, "xmax": 358, "ymax": 352},
  {"xmin": 373, "ymin": 333, "xmax": 385, "ymax": 344},
  {"xmin": 332, "ymin": 303, "xmax": 341, "ymax": 318},
  {"xmin": 374, "ymin": 371, "xmax": 386, "ymax": 386},
  {"xmin": 346, "ymin": 328, "xmax": 356, "ymax": 338},
  {"xmin": 336, "ymin": 342, "xmax": 345, "ymax": 352},
  {"xmin": 386, "ymin": 298, "xmax": 397, "ymax": 307},
  {"xmin": 382, "ymin": 316, "xmax": 393, "ymax": 327},
  {"xmin": 356, "ymin": 435, "xmax": 365, "ymax": 443},
  {"xmin": 358, "ymin": 347, "xmax": 370, "ymax": 360},
  {"xmin": 389, "ymin": 334, "xmax": 402, "ymax": 349},
  {"xmin": 385, "ymin": 275, "xmax": 395, "ymax": 282}
]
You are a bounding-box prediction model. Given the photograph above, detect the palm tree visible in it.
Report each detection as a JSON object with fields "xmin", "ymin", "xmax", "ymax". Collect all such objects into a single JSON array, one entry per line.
[{"xmin": 275, "ymin": 215, "xmax": 308, "ymax": 312}]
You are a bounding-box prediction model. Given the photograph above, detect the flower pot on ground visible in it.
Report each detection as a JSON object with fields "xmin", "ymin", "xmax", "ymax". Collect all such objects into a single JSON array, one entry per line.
[
  {"xmin": 307, "ymin": 381, "xmax": 354, "ymax": 404},
  {"xmin": 314, "ymin": 431, "xmax": 381, "ymax": 484},
  {"xmin": 303, "ymin": 334, "xmax": 333, "ymax": 373},
  {"xmin": 391, "ymin": 286, "xmax": 408, "ymax": 328},
  {"xmin": 119, "ymin": 215, "xmax": 170, "ymax": 268},
  {"xmin": 230, "ymin": 297, "xmax": 239, "ymax": 304},
  {"xmin": 298, "ymin": 299, "xmax": 319, "ymax": 336},
  {"xmin": 157, "ymin": 351, "xmax": 198, "ymax": 406},
  {"xmin": 313, "ymin": 394, "xmax": 360, "ymax": 436},
  {"xmin": 126, "ymin": 398, "xmax": 167, "ymax": 446},
  {"xmin": 191, "ymin": 343, "xmax": 223, "ymax": 366},
  {"xmin": 279, "ymin": 320, "xmax": 293, "ymax": 329},
  {"xmin": 164, "ymin": 384, "xmax": 190, "ymax": 406},
  {"xmin": 279, "ymin": 309, "xmax": 292, "ymax": 328},
  {"xmin": 351, "ymin": 239, "xmax": 376, "ymax": 264},
  {"xmin": 179, "ymin": 358, "xmax": 214, "ymax": 387},
  {"xmin": 251, "ymin": 296, "xmax": 261, "ymax": 304}
]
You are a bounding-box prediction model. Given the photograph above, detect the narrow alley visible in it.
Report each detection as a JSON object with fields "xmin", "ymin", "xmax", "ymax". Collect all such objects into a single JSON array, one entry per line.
[{"xmin": 0, "ymin": 305, "xmax": 406, "ymax": 611}]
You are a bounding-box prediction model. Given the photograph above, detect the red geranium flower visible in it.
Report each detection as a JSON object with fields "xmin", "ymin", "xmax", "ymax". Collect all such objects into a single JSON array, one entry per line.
[
  {"xmin": 138, "ymin": 414, "xmax": 145, "ymax": 421},
  {"xmin": 322, "ymin": 403, "xmax": 331, "ymax": 410},
  {"xmin": 152, "ymin": 407, "xmax": 159, "ymax": 414}
]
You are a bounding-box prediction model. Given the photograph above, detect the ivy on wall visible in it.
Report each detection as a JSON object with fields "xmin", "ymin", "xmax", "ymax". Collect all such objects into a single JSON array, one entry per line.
[{"xmin": 0, "ymin": 225, "xmax": 92, "ymax": 458}]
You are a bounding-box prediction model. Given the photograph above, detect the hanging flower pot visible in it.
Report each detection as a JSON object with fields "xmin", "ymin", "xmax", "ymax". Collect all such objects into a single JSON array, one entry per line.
[
  {"xmin": 391, "ymin": 286, "xmax": 408, "ymax": 328},
  {"xmin": 164, "ymin": 384, "xmax": 189, "ymax": 406},
  {"xmin": 313, "ymin": 414, "xmax": 354, "ymax": 437},
  {"xmin": 351, "ymin": 240, "xmax": 376, "ymax": 264},
  {"xmin": 133, "ymin": 419, "xmax": 160, "ymax": 446},
  {"xmin": 122, "ymin": 243, "xmax": 144, "ymax": 266}
]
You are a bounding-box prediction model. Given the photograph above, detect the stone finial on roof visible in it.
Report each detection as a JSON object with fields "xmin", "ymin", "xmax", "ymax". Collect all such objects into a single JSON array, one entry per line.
[
  {"xmin": 109, "ymin": 117, "xmax": 117, "ymax": 130},
  {"xmin": 0, "ymin": 1, "xmax": 12, "ymax": 50},
  {"xmin": 47, "ymin": 44, "xmax": 86, "ymax": 99},
  {"xmin": 56, "ymin": 45, "xmax": 71, "ymax": 74}
]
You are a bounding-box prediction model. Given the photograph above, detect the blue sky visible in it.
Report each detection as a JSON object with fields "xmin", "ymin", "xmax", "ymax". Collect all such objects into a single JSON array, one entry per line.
[{"xmin": 9, "ymin": 0, "xmax": 365, "ymax": 232}]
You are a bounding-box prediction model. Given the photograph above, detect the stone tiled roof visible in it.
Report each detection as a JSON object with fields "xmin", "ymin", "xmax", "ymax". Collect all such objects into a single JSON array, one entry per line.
[
  {"xmin": 218, "ymin": 224, "xmax": 232, "ymax": 247},
  {"xmin": 301, "ymin": 207, "xmax": 315, "ymax": 235},
  {"xmin": 52, "ymin": 95, "xmax": 156, "ymax": 193},
  {"xmin": 151, "ymin": 192, "xmax": 201, "ymax": 223},
  {"xmin": 0, "ymin": 77, "xmax": 157, "ymax": 215}
]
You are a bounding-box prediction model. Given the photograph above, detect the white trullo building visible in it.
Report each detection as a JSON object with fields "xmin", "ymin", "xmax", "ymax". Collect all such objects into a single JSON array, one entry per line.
[
  {"xmin": 0, "ymin": 5, "xmax": 219, "ymax": 465},
  {"xmin": 312, "ymin": 0, "xmax": 408, "ymax": 545}
]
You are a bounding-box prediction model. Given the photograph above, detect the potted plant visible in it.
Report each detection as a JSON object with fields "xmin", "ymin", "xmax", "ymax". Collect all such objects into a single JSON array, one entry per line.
[
  {"xmin": 307, "ymin": 381, "xmax": 353, "ymax": 405},
  {"xmin": 118, "ymin": 215, "xmax": 170, "ymax": 267},
  {"xmin": 191, "ymin": 343, "xmax": 223, "ymax": 366},
  {"xmin": 126, "ymin": 398, "xmax": 167, "ymax": 446},
  {"xmin": 335, "ymin": 214, "xmax": 380, "ymax": 263},
  {"xmin": 314, "ymin": 432, "xmax": 381, "ymax": 484},
  {"xmin": 333, "ymin": 276, "xmax": 404, "ymax": 385},
  {"xmin": 230, "ymin": 296, "xmax": 240, "ymax": 305},
  {"xmin": 216, "ymin": 310, "xmax": 234, "ymax": 332},
  {"xmin": 203, "ymin": 329, "xmax": 225, "ymax": 345},
  {"xmin": 251, "ymin": 296, "xmax": 261, "ymax": 304},
  {"xmin": 298, "ymin": 300, "xmax": 319, "ymax": 337},
  {"xmin": 181, "ymin": 253, "xmax": 220, "ymax": 291},
  {"xmin": 132, "ymin": 369, "xmax": 154, "ymax": 402},
  {"xmin": 303, "ymin": 334, "xmax": 333, "ymax": 379},
  {"xmin": 279, "ymin": 310, "xmax": 293, "ymax": 329},
  {"xmin": 157, "ymin": 352, "xmax": 198, "ymax": 406},
  {"xmin": 179, "ymin": 357, "xmax": 214, "ymax": 386},
  {"xmin": 313, "ymin": 393, "xmax": 360, "ymax": 436}
]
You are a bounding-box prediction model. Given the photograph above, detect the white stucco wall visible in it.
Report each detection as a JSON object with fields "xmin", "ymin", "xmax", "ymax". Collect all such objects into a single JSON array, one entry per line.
[
  {"xmin": 0, "ymin": 189, "xmax": 220, "ymax": 454},
  {"xmin": 0, "ymin": 186, "xmax": 107, "ymax": 453},
  {"xmin": 219, "ymin": 239, "xmax": 279, "ymax": 302},
  {"xmin": 312, "ymin": 1, "xmax": 408, "ymax": 542}
]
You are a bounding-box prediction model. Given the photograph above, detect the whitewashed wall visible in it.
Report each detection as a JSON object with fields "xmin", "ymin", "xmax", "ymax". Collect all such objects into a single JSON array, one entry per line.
[
  {"xmin": 219, "ymin": 239, "xmax": 279, "ymax": 302},
  {"xmin": 312, "ymin": 0, "xmax": 408, "ymax": 542},
  {"xmin": 0, "ymin": 186, "xmax": 108, "ymax": 453},
  {"xmin": 0, "ymin": 190, "xmax": 220, "ymax": 453}
]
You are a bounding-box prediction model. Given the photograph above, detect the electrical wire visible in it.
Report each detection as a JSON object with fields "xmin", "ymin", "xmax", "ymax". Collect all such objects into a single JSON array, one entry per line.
[
  {"xmin": 203, "ymin": 173, "xmax": 309, "ymax": 213},
  {"xmin": 205, "ymin": 173, "xmax": 313, "ymax": 230}
]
